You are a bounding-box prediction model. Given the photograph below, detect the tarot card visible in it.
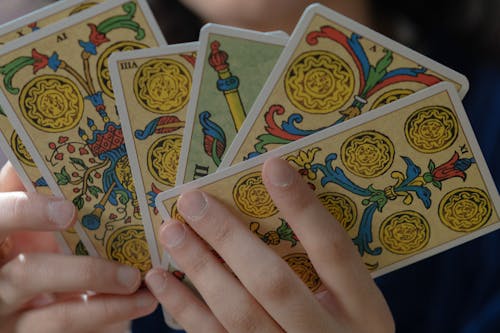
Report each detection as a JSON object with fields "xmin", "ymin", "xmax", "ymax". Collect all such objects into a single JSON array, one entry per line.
[
  {"xmin": 109, "ymin": 42, "xmax": 198, "ymax": 267},
  {"xmin": 220, "ymin": 3, "xmax": 470, "ymax": 168},
  {"xmin": 0, "ymin": 0, "xmax": 110, "ymax": 255},
  {"xmin": 176, "ymin": 24, "xmax": 288, "ymax": 185},
  {"xmin": 0, "ymin": 0, "xmax": 166, "ymax": 273},
  {"xmin": 157, "ymin": 83, "xmax": 499, "ymax": 289}
]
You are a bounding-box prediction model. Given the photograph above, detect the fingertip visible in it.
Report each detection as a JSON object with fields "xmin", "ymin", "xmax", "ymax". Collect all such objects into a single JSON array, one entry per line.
[
  {"xmin": 263, "ymin": 157, "xmax": 298, "ymax": 188},
  {"xmin": 47, "ymin": 198, "xmax": 77, "ymax": 229},
  {"xmin": 145, "ymin": 268, "xmax": 168, "ymax": 296}
]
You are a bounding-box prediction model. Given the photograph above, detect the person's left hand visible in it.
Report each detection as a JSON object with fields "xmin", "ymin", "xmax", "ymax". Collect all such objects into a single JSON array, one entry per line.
[{"xmin": 145, "ymin": 157, "xmax": 394, "ymax": 332}]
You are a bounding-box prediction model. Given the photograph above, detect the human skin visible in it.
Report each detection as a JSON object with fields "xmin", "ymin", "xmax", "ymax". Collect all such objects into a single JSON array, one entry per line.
[
  {"xmin": 0, "ymin": 163, "xmax": 158, "ymax": 333},
  {"xmin": 146, "ymin": 158, "xmax": 395, "ymax": 332}
]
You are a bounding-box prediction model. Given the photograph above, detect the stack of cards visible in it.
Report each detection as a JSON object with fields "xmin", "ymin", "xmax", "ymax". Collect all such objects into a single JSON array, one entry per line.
[{"xmin": 0, "ymin": 0, "xmax": 499, "ymax": 326}]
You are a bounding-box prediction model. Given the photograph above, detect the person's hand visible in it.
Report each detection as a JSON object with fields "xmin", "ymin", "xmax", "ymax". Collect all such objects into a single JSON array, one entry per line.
[
  {"xmin": 0, "ymin": 162, "xmax": 158, "ymax": 333},
  {"xmin": 145, "ymin": 157, "xmax": 394, "ymax": 332}
]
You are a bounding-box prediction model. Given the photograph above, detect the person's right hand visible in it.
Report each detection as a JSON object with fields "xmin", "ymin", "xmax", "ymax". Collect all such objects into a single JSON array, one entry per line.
[{"xmin": 0, "ymin": 162, "xmax": 158, "ymax": 333}]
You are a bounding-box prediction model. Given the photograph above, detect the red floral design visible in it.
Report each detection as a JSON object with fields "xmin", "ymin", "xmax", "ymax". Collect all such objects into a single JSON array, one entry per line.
[
  {"xmin": 88, "ymin": 24, "xmax": 110, "ymax": 47},
  {"xmin": 31, "ymin": 49, "xmax": 48, "ymax": 74}
]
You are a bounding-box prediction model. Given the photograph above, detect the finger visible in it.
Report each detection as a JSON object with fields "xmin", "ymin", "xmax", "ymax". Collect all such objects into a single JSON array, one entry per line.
[
  {"xmin": 0, "ymin": 191, "xmax": 76, "ymax": 239},
  {"xmin": 0, "ymin": 162, "xmax": 25, "ymax": 192},
  {"xmin": 146, "ymin": 268, "xmax": 226, "ymax": 333},
  {"xmin": 15, "ymin": 290, "xmax": 157, "ymax": 333},
  {"xmin": 0, "ymin": 253, "xmax": 141, "ymax": 313},
  {"xmin": 262, "ymin": 158, "xmax": 392, "ymax": 319},
  {"xmin": 156, "ymin": 220, "xmax": 281, "ymax": 332},
  {"xmin": 176, "ymin": 191, "xmax": 336, "ymax": 332}
]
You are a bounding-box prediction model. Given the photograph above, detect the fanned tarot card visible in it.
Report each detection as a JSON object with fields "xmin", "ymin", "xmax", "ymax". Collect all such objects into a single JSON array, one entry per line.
[
  {"xmin": 176, "ymin": 24, "xmax": 287, "ymax": 185},
  {"xmin": 157, "ymin": 83, "xmax": 499, "ymax": 291},
  {"xmin": 0, "ymin": 0, "xmax": 110, "ymax": 255},
  {"xmin": 220, "ymin": 3, "xmax": 469, "ymax": 168},
  {"xmin": 109, "ymin": 43, "xmax": 197, "ymax": 267},
  {"xmin": 0, "ymin": 0, "xmax": 166, "ymax": 273}
]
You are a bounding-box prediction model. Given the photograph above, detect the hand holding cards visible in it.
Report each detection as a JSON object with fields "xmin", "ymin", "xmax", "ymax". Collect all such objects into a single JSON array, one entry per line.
[{"xmin": 0, "ymin": 1, "xmax": 498, "ymax": 331}]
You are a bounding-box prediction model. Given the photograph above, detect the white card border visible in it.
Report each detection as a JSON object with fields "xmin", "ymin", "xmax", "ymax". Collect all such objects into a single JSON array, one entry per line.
[
  {"xmin": 157, "ymin": 82, "xmax": 500, "ymax": 279},
  {"xmin": 219, "ymin": 3, "xmax": 470, "ymax": 168},
  {"xmin": 109, "ymin": 42, "xmax": 199, "ymax": 268},
  {"xmin": 0, "ymin": 0, "xmax": 167, "ymax": 258},
  {"xmin": 176, "ymin": 23, "xmax": 289, "ymax": 186}
]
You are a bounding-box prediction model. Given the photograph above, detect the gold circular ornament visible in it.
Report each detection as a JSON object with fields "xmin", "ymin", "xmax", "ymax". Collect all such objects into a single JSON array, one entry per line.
[
  {"xmin": 97, "ymin": 41, "xmax": 148, "ymax": 98},
  {"xmin": 147, "ymin": 134, "xmax": 182, "ymax": 187},
  {"xmin": 285, "ymin": 51, "xmax": 355, "ymax": 114},
  {"xmin": 405, "ymin": 105, "xmax": 458, "ymax": 153},
  {"xmin": 371, "ymin": 88, "xmax": 414, "ymax": 110},
  {"xmin": 20, "ymin": 75, "xmax": 84, "ymax": 133},
  {"xmin": 341, "ymin": 130, "xmax": 395, "ymax": 178},
  {"xmin": 439, "ymin": 187, "xmax": 492, "ymax": 232},
  {"xmin": 233, "ymin": 171, "xmax": 278, "ymax": 218},
  {"xmin": 107, "ymin": 225, "xmax": 151, "ymax": 273},
  {"xmin": 379, "ymin": 210, "xmax": 430, "ymax": 255},
  {"xmin": 134, "ymin": 58, "xmax": 192, "ymax": 114},
  {"xmin": 10, "ymin": 131, "xmax": 35, "ymax": 167},
  {"xmin": 283, "ymin": 253, "xmax": 321, "ymax": 292},
  {"xmin": 317, "ymin": 192, "xmax": 357, "ymax": 231}
]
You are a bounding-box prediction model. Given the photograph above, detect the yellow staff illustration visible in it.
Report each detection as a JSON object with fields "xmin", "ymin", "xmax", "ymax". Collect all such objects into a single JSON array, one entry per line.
[{"xmin": 208, "ymin": 40, "xmax": 246, "ymax": 131}]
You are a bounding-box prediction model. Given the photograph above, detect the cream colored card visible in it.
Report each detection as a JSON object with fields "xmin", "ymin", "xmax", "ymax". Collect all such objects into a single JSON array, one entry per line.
[{"xmin": 157, "ymin": 83, "xmax": 499, "ymax": 291}]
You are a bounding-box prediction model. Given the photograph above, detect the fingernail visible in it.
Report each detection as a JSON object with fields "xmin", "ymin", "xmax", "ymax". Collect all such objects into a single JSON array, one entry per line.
[
  {"xmin": 160, "ymin": 221, "xmax": 186, "ymax": 248},
  {"xmin": 177, "ymin": 191, "xmax": 207, "ymax": 221},
  {"xmin": 48, "ymin": 198, "xmax": 75, "ymax": 228},
  {"xmin": 117, "ymin": 266, "xmax": 140, "ymax": 288},
  {"xmin": 146, "ymin": 270, "xmax": 167, "ymax": 294},
  {"xmin": 136, "ymin": 292, "xmax": 157, "ymax": 308},
  {"xmin": 267, "ymin": 159, "xmax": 295, "ymax": 187}
]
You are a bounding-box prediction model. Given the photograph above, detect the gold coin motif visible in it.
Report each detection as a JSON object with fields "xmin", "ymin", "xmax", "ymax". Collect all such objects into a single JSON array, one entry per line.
[
  {"xmin": 317, "ymin": 192, "xmax": 357, "ymax": 231},
  {"xmin": 405, "ymin": 105, "xmax": 458, "ymax": 153},
  {"xmin": 10, "ymin": 131, "xmax": 35, "ymax": 167},
  {"xmin": 341, "ymin": 130, "xmax": 395, "ymax": 178},
  {"xmin": 379, "ymin": 211, "xmax": 430, "ymax": 255},
  {"xmin": 233, "ymin": 171, "xmax": 278, "ymax": 218},
  {"xmin": 107, "ymin": 225, "xmax": 151, "ymax": 273},
  {"xmin": 439, "ymin": 187, "xmax": 492, "ymax": 232},
  {"xmin": 283, "ymin": 253, "xmax": 321, "ymax": 292},
  {"xmin": 285, "ymin": 51, "xmax": 355, "ymax": 114},
  {"xmin": 134, "ymin": 58, "xmax": 192, "ymax": 114},
  {"xmin": 371, "ymin": 88, "xmax": 414, "ymax": 110},
  {"xmin": 97, "ymin": 41, "xmax": 148, "ymax": 98},
  {"xmin": 147, "ymin": 134, "xmax": 182, "ymax": 186},
  {"xmin": 20, "ymin": 75, "xmax": 84, "ymax": 133}
]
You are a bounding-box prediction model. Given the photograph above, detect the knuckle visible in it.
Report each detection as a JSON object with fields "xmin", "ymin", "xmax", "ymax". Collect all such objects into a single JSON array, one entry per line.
[
  {"xmin": 8, "ymin": 193, "xmax": 29, "ymax": 224},
  {"xmin": 222, "ymin": 300, "xmax": 259, "ymax": 332},
  {"xmin": 253, "ymin": 260, "xmax": 295, "ymax": 301},
  {"xmin": 211, "ymin": 218, "xmax": 234, "ymax": 247},
  {"xmin": 77, "ymin": 258, "xmax": 99, "ymax": 285},
  {"xmin": 187, "ymin": 250, "xmax": 212, "ymax": 277},
  {"xmin": 2, "ymin": 255, "xmax": 31, "ymax": 288}
]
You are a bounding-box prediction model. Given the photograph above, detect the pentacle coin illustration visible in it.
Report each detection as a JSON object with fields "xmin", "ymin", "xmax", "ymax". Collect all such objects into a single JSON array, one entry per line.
[
  {"xmin": 405, "ymin": 105, "xmax": 458, "ymax": 153},
  {"xmin": 11, "ymin": 131, "xmax": 35, "ymax": 167},
  {"xmin": 283, "ymin": 253, "xmax": 321, "ymax": 292},
  {"xmin": 439, "ymin": 187, "xmax": 492, "ymax": 232},
  {"xmin": 147, "ymin": 134, "xmax": 182, "ymax": 186},
  {"xmin": 20, "ymin": 74, "xmax": 84, "ymax": 133},
  {"xmin": 371, "ymin": 88, "xmax": 414, "ymax": 110},
  {"xmin": 233, "ymin": 171, "xmax": 278, "ymax": 218},
  {"xmin": 317, "ymin": 192, "xmax": 357, "ymax": 231},
  {"xmin": 379, "ymin": 210, "xmax": 430, "ymax": 255},
  {"xmin": 107, "ymin": 225, "xmax": 151, "ymax": 273},
  {"xmin": 341, "ymin": 130, "xmax": 395, "ymax": 178},
  {"xmin": 285, "ymin": 50, "xmax": 355, "ymax": 114},
  {"xmin": 134, "ymin": 58, "xmax": 192, "ymax": 114},
  {"xmin": 97, "ymin": 41, "xmax": 148, "ymax": 98}
]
